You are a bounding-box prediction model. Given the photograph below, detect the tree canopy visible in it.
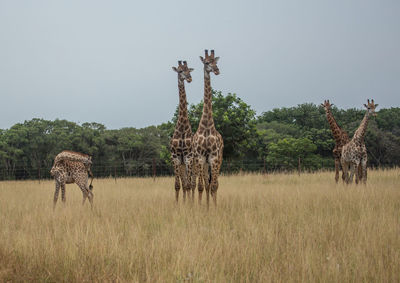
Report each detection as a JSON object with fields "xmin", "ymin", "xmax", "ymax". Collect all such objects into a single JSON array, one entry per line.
[{"xmin": 0, "ymin": 92, "xmax": 399, "ymax": 180}]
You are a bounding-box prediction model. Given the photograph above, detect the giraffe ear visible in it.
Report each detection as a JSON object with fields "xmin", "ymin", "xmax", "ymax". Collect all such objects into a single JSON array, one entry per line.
[
  {"xmin": 363, "ymin": 104, "xmax": 368, "ymax": 108},
  {"xmin": 199, "ymin": 56, "xmax": 204, "ymax": 63},
  {"xmin": 172, "ymin": 67, "xmax": 178, "ymax": 72},
  {"xmin": 189, "ymin": 68, "xmax": 194, "ymax": 72},
  {"xmin": 374, "ymin": 104, "xmax": 379, "ymax": 108},
  {"xmin": 214, "ymin": 57, "xmax": 220, "ymax": 63}
]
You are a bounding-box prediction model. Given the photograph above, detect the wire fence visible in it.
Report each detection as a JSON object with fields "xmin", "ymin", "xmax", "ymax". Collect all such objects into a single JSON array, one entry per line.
[
  {"xmin": 0, "ymin": 159, "xmax": 391, "ymax": 181},
  {"xmin": 0, "ymin": 160, "xmax": 274, "ymax": 181}
]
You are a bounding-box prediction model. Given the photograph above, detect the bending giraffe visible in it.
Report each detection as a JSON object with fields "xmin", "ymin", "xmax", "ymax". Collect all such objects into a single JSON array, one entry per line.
[
  {"xmin": 341, "ymin": 99, "xmax": 378, "ymax": 184},
  {"xmin": 54, "ymin": 150, "xmax": 92, "ymax": 166},
  {"xmin": 50, "ymin": 151, "xmax": 94, "ymax": 209},
  {"xmin": 170, "ymin": 60, "xmax": 195, "ymax": 202},
  {"xmin": 53, "ymin": 150, "xmax": 94, "ymax": 182},
  {"xmin": 192, "ymin": 50, "xmax": 224, "ymax": 207}
]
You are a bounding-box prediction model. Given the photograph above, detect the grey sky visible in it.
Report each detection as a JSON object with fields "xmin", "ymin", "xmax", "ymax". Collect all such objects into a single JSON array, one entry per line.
[{"xmin": 0, "ymin": 0, "xmax": 399, "ymax": 129}]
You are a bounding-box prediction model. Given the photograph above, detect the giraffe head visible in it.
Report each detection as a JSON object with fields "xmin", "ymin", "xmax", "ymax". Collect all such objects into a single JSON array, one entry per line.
[
  {"xmin": 200, "ymin": 49, "xmax": 220, "ymax": 75},
  {"xmin": 172, "ymin": 61, "xmax": 194, "ymax": 83},
  {"xmin": 363, "ymin": 99, "xmax": 378, "ymax": 117},
  {"xmin": 321, "ymin": 100, "xmax": 334, "ymax": 111}
]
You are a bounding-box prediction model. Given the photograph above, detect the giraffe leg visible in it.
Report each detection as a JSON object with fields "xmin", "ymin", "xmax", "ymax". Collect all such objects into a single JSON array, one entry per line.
[
  {"xmin": 184, "ymin": 155, "xmax": 194, "ymax": 202},
  {"xmin": 341, "ymin": 162, "xmax": 347, "ymax": 184},
  {"xmin": 355, "ymin": 161, "xmax": 362, "ymax": 185},
  {"xmin": 355, "ymin": 167, "xmax": 359, "ymax": 185},
  {"xmin": 181, "ymin": 164, "xmax": 187, "ymax": 202},
  {"xmin": 340, "ymin": 160, "xmax": 348, "ymax": 184},
  {"xmin": 192, "ymin": 157, "xmax": 198, "ymax": 201},
  {"xmin": 75, "ymin": 175, "xmax": 92, "ymax": 208},
  {"xmin": 80, "ymin": 187, "xmax": 93, "ymax": 209},
  {"xmin": 191, "ymin": 167, "xmax": 196, "ymax": 201},
  {"xmin": 341, "ymin": 159, "xmax": 349, "ymax": 184},
  {"xmin": 61, "ymin": 183, "xmax": 66, "ymax": 203},
  {"xmin": 334, "ymin": 158, "xmax": 340, "ymax": 183},
  {"xmin": 79, "ymin": 181, "xmax": 88, "ymax": 205},
  {"xmin": 357, "ymin": 162, "xmax": 364, "ymax": 183},
  {"xmin": 87, "ymin": 189, "xmax": 94, "ymax": 209},
  {"xmin": 349, "ymin": 163, "xmax": 357, "ymax": 184},
  {"xmin": 361, "ymin": 157, "xmax": 368, "ymax": 185},
  {"xmin": 210, "ymin": 156, "xmax": 222, "ymax": 206},
  {"xmin": 203, "ymin": 163, "xmax": 211, "ymax": 209},
  {"xmin": 196, "ymin": 156, "xmax": 205, "ymax": 205},
  {"xmin": 82, "ymin": 190, "xmax": 88, "ymax": 205},
  {"xmin": 84, "ymin": 175, "xmax": 94, "ymax": 208},
  {"xmin": 172, "ymin": 158, "xmax": 182, "ymax": 202},
  {"xmin": 82, "ymin": 187, "xmax": 94, "ymax": 209},
  {"xmin": 53, "ymin": 181, "xmax": 60, "ymax": 210}
]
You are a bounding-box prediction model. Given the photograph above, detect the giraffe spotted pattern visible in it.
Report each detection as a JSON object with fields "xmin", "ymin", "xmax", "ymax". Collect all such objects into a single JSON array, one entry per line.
[
  {"xmin": 170, "ymin": 61, "xmax": 196, "ymax": 202},
  {"xmin": 341, "ymin": 99, "xmax": 378, "ymax": 184},
  {"xmin": 192, "ymin": 50, "xmax": 224, "ymax": 207},
  {"xmin": 50, "ymin": 151, "xmax": 94, "ymax": 209}
]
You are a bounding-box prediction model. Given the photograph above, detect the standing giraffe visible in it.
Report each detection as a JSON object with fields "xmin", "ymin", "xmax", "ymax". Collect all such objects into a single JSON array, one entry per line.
[
  {"xmin": 321, "ymin": 100, "xmax": 350, "ymax": 183},
  {"xmin": 192, "ymin": 50, "xmax": 224, "ymax": 206},
  {"xmin": 341, "ymin": 99, "xmax": 378, "ymax": 184},
  {"xmin": 170, "ymin": 60, "xmax": 195, "ymax": 202},
  {"xmin": 50, "ymin": 151, "xmax": 94, "ymax": 209}
]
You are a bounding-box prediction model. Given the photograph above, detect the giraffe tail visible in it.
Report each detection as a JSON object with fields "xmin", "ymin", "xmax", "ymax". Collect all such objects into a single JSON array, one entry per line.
[{"xmin": 88, "ymin": 168, "xmax": 94, "ymax": 191}]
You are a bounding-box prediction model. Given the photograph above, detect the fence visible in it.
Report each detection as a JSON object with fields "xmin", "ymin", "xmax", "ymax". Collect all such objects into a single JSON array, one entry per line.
[
  {"xmin": 0, "ymin": 159, "xmax": 274, "ymax": 181},
  {"xmin": 0, "ymin": 159, "xmax": 389, "ymax": 181}
]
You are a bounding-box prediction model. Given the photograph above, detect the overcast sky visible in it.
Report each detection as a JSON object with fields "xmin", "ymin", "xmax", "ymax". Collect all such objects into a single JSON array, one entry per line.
[{"xmin": 0, "ymin": 0, "xmax": 399, "ymax": 129}]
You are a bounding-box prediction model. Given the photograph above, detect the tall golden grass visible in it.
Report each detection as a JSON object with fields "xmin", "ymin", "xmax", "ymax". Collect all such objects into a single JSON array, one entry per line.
[{"xmin": 0, "ymin": 169, "xmax": 399, "ymax": 282}]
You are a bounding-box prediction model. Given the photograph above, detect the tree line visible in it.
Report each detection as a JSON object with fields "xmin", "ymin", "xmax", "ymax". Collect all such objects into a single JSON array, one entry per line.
[{"xmin": 0, "ymin": 91, "xmax": 399, "ymax": 180}]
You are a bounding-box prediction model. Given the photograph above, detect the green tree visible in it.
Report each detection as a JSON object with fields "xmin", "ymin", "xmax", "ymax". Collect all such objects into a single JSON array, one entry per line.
[
  {"xmin": 266, "ymin": 137, "xmax": 324, "ymax": 171},
  {"xmin": 178, "ymin": 91, "xmax": 258, "ymax": 160}
]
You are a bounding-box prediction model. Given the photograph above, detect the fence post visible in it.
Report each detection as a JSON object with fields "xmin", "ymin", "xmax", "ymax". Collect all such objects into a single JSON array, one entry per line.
[
  {"xmin": 114, "ymin": 165, "xmax": 117, "ymax": 183},
  {"xmin": 298, "ymin": 157, "xmax": 301, "ymax": 176},
  {"xmin": 38, "ymin": 165, "xmax": 41, "ymax": 183},
  {"xmin": 263, "ymin": 157, "xmax": 266, "ymax": 175},
  {"xmin": 152, "ymin": 158, "xmax": 156, "ymax": 181}
]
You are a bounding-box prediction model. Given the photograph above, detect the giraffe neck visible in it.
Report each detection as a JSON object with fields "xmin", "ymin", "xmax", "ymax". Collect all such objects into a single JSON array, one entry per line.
[
  {"xmin": 325, "ymin": 108, "xmax": 344, "ymax": 144},
  {"xmin": 176, "ymin": 78, "xmax": 190, "ymax": 127},
  {"xmin": 199, "ymin": 69, "xmax": 214, "ymax": 129},
  {"xmin": 352, "ymin": 111, "xmax": 370, "ymax": 143}
]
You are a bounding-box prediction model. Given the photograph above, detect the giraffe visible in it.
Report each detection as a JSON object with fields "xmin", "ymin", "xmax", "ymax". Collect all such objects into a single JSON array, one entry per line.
[
  {"xmin": 170, "ymin": 60, "xmax": 195, "ymax": 202},
  {"xmin": 53, "ymin": 150, "xmax": 94, "ymax": 181},
  {"xmin": 50, "ymin": 151, "xmax": 94, "ymax": 209},
  {"xmin": 54, "ymin": 150, "xmax": 92, "ymax": 170},
  {"xmin": 341, "ymin": 99, "xmax": 378, "ymax": 184},
  {"xmin": 192, "ymin": 50, "xmax": 224, "ymax": 207},
  {"xmin": 321, "ymin": 100, "xmax": 350, "ymax": 183}
]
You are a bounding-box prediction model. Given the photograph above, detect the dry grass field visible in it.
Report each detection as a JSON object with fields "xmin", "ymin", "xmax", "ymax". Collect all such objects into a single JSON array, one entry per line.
[{"xmin": 0, "ymin": 170, "xmax": 399, "ymax": 282}]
